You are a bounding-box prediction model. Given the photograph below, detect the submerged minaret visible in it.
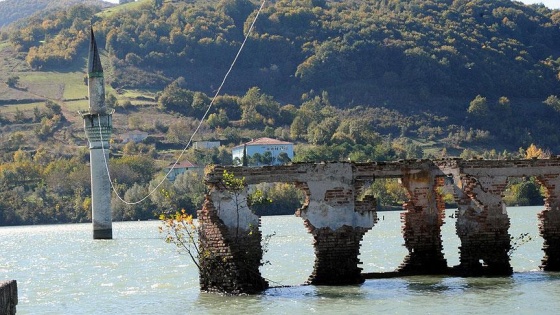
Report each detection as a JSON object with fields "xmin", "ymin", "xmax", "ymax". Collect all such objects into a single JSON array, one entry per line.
[{"xmin": 80, "ymin": 28, "xmax": 114, "ymax": 239}]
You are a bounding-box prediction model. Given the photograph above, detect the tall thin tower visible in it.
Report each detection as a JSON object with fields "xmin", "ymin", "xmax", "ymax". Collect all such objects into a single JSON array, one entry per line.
[{"xmin": 80, "ymin": 28, "xmax": 114, "ymax": 239}]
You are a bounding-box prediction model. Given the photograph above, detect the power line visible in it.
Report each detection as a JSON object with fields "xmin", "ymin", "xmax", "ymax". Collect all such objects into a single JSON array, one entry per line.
[{"xmin": 97, "ymin": 0, "xmax": 267, "ymax": 205}]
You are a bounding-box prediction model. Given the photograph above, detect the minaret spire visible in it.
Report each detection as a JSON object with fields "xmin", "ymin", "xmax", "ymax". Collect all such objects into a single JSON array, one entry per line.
[
  {"xmin": 87, "ymin": 27, "xmax": 106, "ymax": 115},
  {"xmin": 88, "ymin": 27, "xmax": 104, "ymax": 77}
]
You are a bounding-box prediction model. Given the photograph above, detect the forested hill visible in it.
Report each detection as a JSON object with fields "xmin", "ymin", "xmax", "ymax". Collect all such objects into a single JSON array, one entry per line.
[
  {"xmin": 3, "ymin": 0, "xmax": 560, "ymax": 105},
  {"xmin": 2, "ymin": 0, "xmax": 560, "ymax": 225},
  {"xmin": 0, "ymin": 0, "xmax": 114, "ymax": 28}
]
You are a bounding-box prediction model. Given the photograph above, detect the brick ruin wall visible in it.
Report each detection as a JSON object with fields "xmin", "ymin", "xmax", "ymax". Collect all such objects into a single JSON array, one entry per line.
[
  {"xmin": 198, "ymin": 158, "xmax": 560, "ymax": 293},
  {"xmin": 535, "ymin": 174, "xmax": 560, "ymax": 270},
  {"xmin": 197, "ymin": 196, "xmax": 268, "ymax": 294},
  {"xmin": 455, "ymin": 175, "xmax": 512, "ymax": 275}
]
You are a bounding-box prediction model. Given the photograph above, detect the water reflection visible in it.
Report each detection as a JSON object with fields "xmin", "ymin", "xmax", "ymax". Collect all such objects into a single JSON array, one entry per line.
[
  {"xmin": 196, "ymin": 292, "xmax": 267, "ymax": 314},
  {"xmin": 399, "ymin": 275, "xmax": 519, "ymax": 299}
]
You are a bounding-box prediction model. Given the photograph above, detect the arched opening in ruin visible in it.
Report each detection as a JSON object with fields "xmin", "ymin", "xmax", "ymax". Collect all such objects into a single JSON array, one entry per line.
[
  {"xmin": 507, "ymin": 206, "xmax": 543, "ymax": 271},
  {"xmin": 358, "ymin": 178, "xmax": 408, "ymax": 273},
  {"xmin": 437, "ymin": 181, "xmax": 461, "ymax": 268},
  {"xmin": 358, "ymin": 176, "xmax": 462, "ymax": 274},
  {"xmin": 438, "ymin": 210, "xmax": 461, "ymax": 268},
  {"xmin": 359, "ymin": 208, "xmax": 408, "ymax": 273},
  {"xmin": 248, "ymin": 182, "xmax": 314, "ymax": 286},
  {"xmin": 503, "ymin": 176, "xmax": 545, "ymax": 272}
]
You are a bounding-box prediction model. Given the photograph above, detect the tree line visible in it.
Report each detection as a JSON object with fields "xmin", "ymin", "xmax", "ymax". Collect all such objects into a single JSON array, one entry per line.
[{"xmin": 0, "ymin": 94, "xmax": 549, "ymax": 225}]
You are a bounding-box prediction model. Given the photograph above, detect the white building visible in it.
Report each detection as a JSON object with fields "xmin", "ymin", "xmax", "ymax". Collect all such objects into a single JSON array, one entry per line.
[
  {"xmin": 193, "ymin": 141, "xmax": 220, "ymax": 150},
  {"xmin": 164, "ymin": 160, "xmax": 203, "ymax": 181},
  {"xmin": 232, "ymin": 137, "xmax": 293, "ymax": 166},
  {"xmin": 121, "ymin": 130, "xmax": 148, "ymax": 143}
]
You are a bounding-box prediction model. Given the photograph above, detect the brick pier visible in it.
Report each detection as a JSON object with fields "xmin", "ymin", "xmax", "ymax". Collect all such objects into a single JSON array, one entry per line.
[
  {"xmin": 536, "ymin": 174, "xmax": 560, "ymax": 270},
  {"xmin": 399, "ymin": 172, "xmax": 447, "ymax": 274},
  {"xmin": 197, "ymin": 188, "xmax": 268, "ymax": 294},
  {"xmin": 305, "ymin": 222, "xmax": 370, "ymax": 285}
]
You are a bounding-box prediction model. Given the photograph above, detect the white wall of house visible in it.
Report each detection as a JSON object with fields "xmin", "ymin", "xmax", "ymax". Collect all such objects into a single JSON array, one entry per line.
[
  {"xmin": 121, "ymin": 131, "xmax": 148, "ymax": 143},
  {"xmin": 164, "ymin": 162, "xmax": 203, "ymax": 181},
  {"xmin": 232, "ymin": 138, "xmax": 294, "ymax": 166},
  {"xmin": 193, "ymin": 141, "xmax": 220, "ymax": 150}
]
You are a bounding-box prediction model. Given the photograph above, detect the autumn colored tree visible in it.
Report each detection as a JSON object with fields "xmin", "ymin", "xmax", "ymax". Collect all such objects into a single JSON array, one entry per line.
[{"xmin": 525, "ymin": 144, "xmax": 549, "ymax": 159}]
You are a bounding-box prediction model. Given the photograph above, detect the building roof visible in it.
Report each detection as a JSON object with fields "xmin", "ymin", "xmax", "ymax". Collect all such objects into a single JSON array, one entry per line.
[
  {"xmin": 233, "ymin": 137, "xmax": 292, "ymax": 149},
  {"xmin": 165, "ymin": 160, "xmax": 200, "ymax": 169}
]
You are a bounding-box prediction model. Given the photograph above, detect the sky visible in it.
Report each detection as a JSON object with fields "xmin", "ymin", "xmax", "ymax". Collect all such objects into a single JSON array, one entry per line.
[{"xmin": 518, "ymin": 0, "xmax": 560, "ymax": 9}]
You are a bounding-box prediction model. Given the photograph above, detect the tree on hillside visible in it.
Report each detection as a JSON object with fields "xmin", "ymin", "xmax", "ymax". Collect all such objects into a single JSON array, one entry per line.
[
  {"xmin": 158, "ymin": 80, "xmax": 195, "ymax": 115},
  {"xmin": 152, "ymin": 0, "xmax": 163, "ymax": 9},
  {"xmin": 6, "ymin": 76, "xmax": 20, "ymax": 88},
  {"xmin": 497, "ymin": 96, "xmax": 512, "ymax": 115},
  {"xmin": 544, "ymin": 95, "xmax": 560, "ymax": 112},
  {"xmin": 504, "ymin": 178, "xmax": 544, "ymax": 206},
  {"xmin": 218, "ymin": 0, "xmax": 256, "ymax": 29},
  {"xmin": 240, "ymin": 87, "xmax": 279, "ymax": 127},
  {"xmin": 467, "ymin": 95, "xmax": 489, "ymax": 117},
  {"xmin": 207, "ymin": 109, "xmax": 229, "ymax": 129}
]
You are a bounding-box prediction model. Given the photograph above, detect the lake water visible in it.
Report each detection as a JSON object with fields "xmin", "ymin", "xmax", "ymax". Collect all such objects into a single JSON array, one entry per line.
[{"xmin": 2, "ymin": 206, "xmax": 560, "ymax": 314}]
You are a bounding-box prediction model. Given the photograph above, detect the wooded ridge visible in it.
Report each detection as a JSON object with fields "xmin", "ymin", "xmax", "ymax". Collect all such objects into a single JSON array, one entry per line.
[{"xmin": 0, "ymin": 0, "xmax": 559, "ymax": 225}]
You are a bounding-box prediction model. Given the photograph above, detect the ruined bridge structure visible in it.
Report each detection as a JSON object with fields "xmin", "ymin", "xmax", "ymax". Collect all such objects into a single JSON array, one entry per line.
[{"xmin": 197, "ymin": 158, "xmax": 560, "ymax": 294}]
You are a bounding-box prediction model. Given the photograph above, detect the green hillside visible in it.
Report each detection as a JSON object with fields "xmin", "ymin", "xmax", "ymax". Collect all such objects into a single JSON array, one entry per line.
[
  {"xmin": 1, "ymin": 0, "xmax": 559, "ymax": 225},
  {"xmin": 0, "ymin": 0, "xmax": 558, "ymax": 149},
  {"xmin": 4, "ymin": 0, "xmax": 560, "ymax": 99}
]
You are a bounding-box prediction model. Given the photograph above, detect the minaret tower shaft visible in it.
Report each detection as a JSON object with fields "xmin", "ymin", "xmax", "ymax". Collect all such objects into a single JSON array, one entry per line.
[{"xmin": 80, "ymin": 28, "xmax": 114, "ymax": 239}]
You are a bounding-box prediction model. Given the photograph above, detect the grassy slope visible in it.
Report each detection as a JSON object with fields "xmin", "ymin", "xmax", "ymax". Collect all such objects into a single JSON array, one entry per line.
[
  {"xmin": 95, "ymin": 0, "xmax": 148, "ymax": 19},
  {"xmin": 0, "ymin": 39, "xmax": 131, "ymax": 112},
  {"xmin": 0, "ymin": 36, "xmax": 165, "ymax": 154}
]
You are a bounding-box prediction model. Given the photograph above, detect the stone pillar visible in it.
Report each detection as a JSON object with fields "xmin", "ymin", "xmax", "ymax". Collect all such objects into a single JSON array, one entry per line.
[
  {"xmin": 0, "ymin": 280, "xmax": 17, "ymax": 315},
  {"xmin": 535, "ymin": 175, "xmax": 560, "ymax": 271},
  {"xmin": 197, "ymin": 187, "xmax": 268, "ymax": 294},
  {"xmin": 398, "ymin": 172, "xmax": 448, "ymax": 274},
  {"xmin": 82, "ymin": 113, "xmax": 113, "ymax": 239},
  {"xmin": 295, "ymin": 163, "xmax": 376, "ymax": 285},
  {"xmin": 455, "ymin": 175, "xmax": 512, "ymax": 275}
]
